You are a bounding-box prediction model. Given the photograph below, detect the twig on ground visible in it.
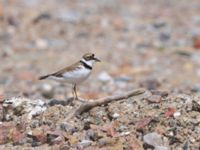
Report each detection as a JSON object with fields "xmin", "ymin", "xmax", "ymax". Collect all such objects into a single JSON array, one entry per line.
[{"xmin": 65, "ymin": 88, "xmax": 146, "ymax": 120}]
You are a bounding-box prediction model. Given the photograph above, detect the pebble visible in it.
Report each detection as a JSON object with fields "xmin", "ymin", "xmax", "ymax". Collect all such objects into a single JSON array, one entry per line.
[
  {"xmin": 192, "ymin": 100, "xmax": 200, "ymax": 112},
  {"xmin": 40, "ymin": 83, "xmax": 54, "ymax": 99},
  {"xmin": 189, "ymin": 137, "xmax": 196, "ymax": 143},
  {"xmin": 195, "ymin": 127, "xmax": 200, "ymax": 134},
  {"xmin": 183, "ymin": 140, "xmax": 190, "ymax": 150},
  {"xmin": 114, "ymin": 75, "xmax": 132, "ymax": 82},
  {"xmin": 35, "ymin": 38, "xmax": 48, "ymax": 50},
  {"xmin": 143, "ymin": 132, "xmax": 163, "ymax": 147},
  {"xmin": 86, "ymin": 129, "xmax": 99, "ymax": 141},
  {"xmin": 140, "ymin": 78, "xmax": 160, "ymax": 90},
  {"xmin": 112, "ymin": 113, "xmax": 120, "ymax": 119},
  {"xmin": 60, "ymin": 123, "xmax": 78, "ymax": 133},
  {"xmin": 155, "ymin": 146, "xmax": 169, "ymax": 150},
  {"xmin": 79, "ymin": 140, "xmax": 92, "ymax": 147},
  {"xmin": 98, "ymin": 137, "xmax": 115, "ymax": 147},
  {"xmin": 28, "ymin": 105, "xmax": 47, "ymax": 120},
  {"xmin": 193, "ymin": 35, "xmax": 200, "ymax": 49},
  {"xmin": 98, "ymin": 71, "xmax": 112, "ymax": 82},
  {"xmin": 146, "ymin": 95, "xmax": 162, "ymax": 103},
  {"xmin": 118, "ymin": 125, "xmax": 127, "ymax": 132},
  {"xmin": 173, "ymin": 111, "xmax": 181, "ymax": 118},
  {"xmin": 54, "ymin": 10, "xmax": 81, "ymax": 23},
  {"xmin": 120, "ymin": 131, "xmax": 130, "ymax": 136},
  {"xmin": 159, "ymin": 32, "xmax": 170, "ymax": 42}
]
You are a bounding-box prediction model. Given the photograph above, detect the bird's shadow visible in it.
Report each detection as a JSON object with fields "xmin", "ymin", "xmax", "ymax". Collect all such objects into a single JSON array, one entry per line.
[
  {"xmin": 47, "ymin": 97, "xmax": 88, "ymax": 106},
  {"xmin": 48, "ymin": 97, "xmax": 74, "ymax": 106}
]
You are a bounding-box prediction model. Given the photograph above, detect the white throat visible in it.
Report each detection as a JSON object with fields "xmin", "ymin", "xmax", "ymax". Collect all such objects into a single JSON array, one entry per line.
[{"xmin": 81, "ymin": 58, "xmax": 95, "ymax": 67}]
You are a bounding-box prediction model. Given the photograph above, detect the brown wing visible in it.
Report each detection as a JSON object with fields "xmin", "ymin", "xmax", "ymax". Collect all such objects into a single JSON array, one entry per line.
[{"xmin": 51, "ymin": 61, "xmax": 82, "ymax": 77}]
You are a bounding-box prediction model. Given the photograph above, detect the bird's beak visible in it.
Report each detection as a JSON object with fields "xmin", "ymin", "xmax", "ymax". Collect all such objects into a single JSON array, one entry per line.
[{"xmin": 94, "ymin": 57, "xmax": 101, "ymax": 62}]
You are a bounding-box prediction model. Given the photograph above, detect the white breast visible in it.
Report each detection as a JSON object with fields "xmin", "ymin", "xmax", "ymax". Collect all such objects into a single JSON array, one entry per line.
[{"xmin": 62, "ymin": 67, "xmax": 91, "ymax": 84}]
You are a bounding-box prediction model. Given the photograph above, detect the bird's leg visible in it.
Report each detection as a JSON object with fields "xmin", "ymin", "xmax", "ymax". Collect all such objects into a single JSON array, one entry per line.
[
  {"xmin": 73, "ymin": 84, "xmax": 86, "ymax": 103},
  {"xmin": 73, "ymin": 84, "xmax": 78, "ymax": 100},
  {"xmin": 72, "ymin": 85, "xmax": 75, "ymax": 101},
  {"xmin": 64, "ymin": 85, "xmax": 68, "ymax": 99}
]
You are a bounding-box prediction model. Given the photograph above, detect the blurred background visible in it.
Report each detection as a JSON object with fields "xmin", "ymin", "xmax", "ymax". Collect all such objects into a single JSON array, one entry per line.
[{"xmin": 1, "ymin": 0, "xmax": 200, "ymax": 100}]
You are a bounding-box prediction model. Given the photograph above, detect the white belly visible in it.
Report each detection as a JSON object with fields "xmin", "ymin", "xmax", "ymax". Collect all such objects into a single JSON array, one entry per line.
[{"xmin": 49, "ymin": 68, "xmax": 91, "ymax": 84}]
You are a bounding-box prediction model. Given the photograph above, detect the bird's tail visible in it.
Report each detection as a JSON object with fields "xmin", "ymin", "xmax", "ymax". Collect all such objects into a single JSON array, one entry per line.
[{"xmin": 38, "ymin": 74, "xmax": 50, "ymax": 80}]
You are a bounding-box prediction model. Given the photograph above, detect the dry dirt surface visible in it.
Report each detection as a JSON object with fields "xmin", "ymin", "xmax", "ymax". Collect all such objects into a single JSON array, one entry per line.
[{"xmin": 0, "ymin": 0, "xmax": 200, "ymax": 149}]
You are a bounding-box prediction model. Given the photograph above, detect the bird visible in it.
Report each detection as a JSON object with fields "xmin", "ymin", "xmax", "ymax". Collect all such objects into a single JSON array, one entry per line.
[{"xmin": 39, "ymin": 53, "xmax": 100, "ymax": 100}]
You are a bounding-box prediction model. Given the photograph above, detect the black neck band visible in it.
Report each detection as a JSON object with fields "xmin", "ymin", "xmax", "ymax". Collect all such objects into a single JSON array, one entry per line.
[{"xmin": 80, "ymin": 60, "xmax": 92, "ymax": 70}]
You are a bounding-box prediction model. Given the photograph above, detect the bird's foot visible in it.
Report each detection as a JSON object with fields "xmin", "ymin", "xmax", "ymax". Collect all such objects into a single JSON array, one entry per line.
[{"xmin": 76, "ymin": 97, "xmax": 87, "ymax": 103}]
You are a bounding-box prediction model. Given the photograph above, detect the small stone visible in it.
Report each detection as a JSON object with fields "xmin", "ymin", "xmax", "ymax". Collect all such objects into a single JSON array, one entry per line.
[
  {"xmin": 98, "ymin": 71, "xmax": 112, "ymax": 82},
  {"xmin": 152, "ymin": 21, "xmax": 166, "ymax": 29},
  {"xmin": 136, "ymin": 117, "xmax": 152, "ymax": 130},
  {"xmin": 2, "ymin": 46, "xmax": 14, "ymax": 57},
  {"xmin": 173, "ymin": 111, "xmax": 181, "ymax": 118},
  {"xmin": 118, "ymin": 125, "xmax": 127, "ymax": 132},
  {"xmin": 191, "ymin": 84, "xmax": 200, "ymax": 92},
  {"xmin": 183, "ymin": 141, "xmax": 190, "ymax": 150},
  {"xmin": 31, "ymin": 120, "xmax": 40, "ymax": 128},
  {"xmin": 195, "ymin": 127, "xmax": 200, "ymax": 133},
  {"xmin": 159, "ymin": 32, "xmax": 170, "ymax": 42},
  {"xmin": 55, "ymin": 10, "xmax": 81, "ymax": 23},
  {"xmin": 140, "ymin": 78, "xmax": 160, "ymax": 90},
  {"xmin": 46, "ymin": 130, "xmax": 64, "ymax": 145},
  {"xmin": 114, "ymin": 75, "xmax": 132, "ymax": 82},
  {"xmin": 164, "ymin": 107, "xmax": 176, "ymax": 117},
  {"xmin": 79, "ymin": 140, "xmax": 92, "ymax": 148},
  {"xmin": 7, "ymin": 15, "xmax": 20, "ymax": 26},
  {"xmin": 28, "ymin": 128, "xmax": 46, "ymax": 145},
  {"xmin": 29, "ymin": 105, "xmax": 46, "ymax": 119},
  {"xmin": 60, "ymin": 123, "xmax": 78, "ymax": 133},
  {"xmin": 33, "ymin": 12, "xmax": 51, "ymax": 24},
  {"xmin": 98, "ymin": 137, "xmax": 115, "ymax": 147},
  {"xmin": 40, "ymin": 83, "xmax": 54, "ymax": 99},
  {"xmin": 193, "ymin": 35, "xmax": 200, "ymax": 49},
  {"xmin": 143, "ymin": 132, "xmax": 163, "ymax": 147},
  {"xmin": 86, "ymin": 129, "xmax": 99, "ymax": 141},
  {"xmin": 155, "ymin": 146, "xmax": 169, "ymax": 150},
  {"xmin": 120, "ymin": 131, "xmax": 130, "ymax": 136},
  {"xmin": 146, "ymin": 95, "xmax": 162, "ymax": 103},
  {"xmin": 192, "ymin": 101, "xmax": 200, "ymax": 112},
  {"xmin": 189, "ymin": 137, "xmax": 195, "ymax": 143},
  {"xmin": 35, "ymin": 38, "xmax": 48, "ymax": 50},
  {"xmin": 112, "ymin": 113, "xmax": 120, "ymax": 119}
]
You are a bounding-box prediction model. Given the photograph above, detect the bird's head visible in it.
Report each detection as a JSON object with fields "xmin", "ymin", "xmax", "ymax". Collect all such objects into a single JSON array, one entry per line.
[{"xmin": 82, "ymin": 53, "xmax": 100, "ymax": 66}]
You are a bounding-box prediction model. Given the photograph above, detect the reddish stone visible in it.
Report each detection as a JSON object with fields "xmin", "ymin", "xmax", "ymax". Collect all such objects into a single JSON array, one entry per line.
[
  {"xmin": 135, "ymin": 117, "xmax": 152, "ymax": 130},
  {"xmin": 193, "ymin": 36, "xmax": 200, "ymax": 49},
  {"xmin": 164, "ymin": 107, "xmax": 176, "ymax": 117},
  {"xmin": 146, "ymin": 95, "xmax": 162, "ymax": 103}
]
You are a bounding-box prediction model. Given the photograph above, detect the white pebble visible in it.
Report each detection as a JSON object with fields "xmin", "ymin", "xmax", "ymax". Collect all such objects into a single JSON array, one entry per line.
[
  {"xmin": 112, "ymin": 113, "xmax": 120, "ymax": 119},
  {"xmin": 173, "ymin": 111, "xmax": 181, "ymax": 118},
  {"xmin": 98, "ymin": 71, "xmax": 112, "ymax": 82},
  {"xmin": 35, "ymin": 38, "xmax": 48, "ymax": 50}
]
